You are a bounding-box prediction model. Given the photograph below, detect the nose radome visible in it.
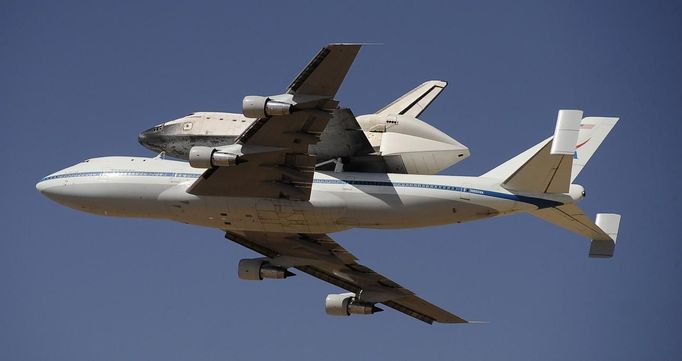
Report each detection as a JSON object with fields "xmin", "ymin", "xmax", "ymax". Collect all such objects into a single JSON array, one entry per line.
[
  {"xmin": 36, "ymin": 179, "xmax": 48, "ymax": 194},
  {"xmin": 35, "ymin": 178, "xmax": 63, "ymax": 204}
]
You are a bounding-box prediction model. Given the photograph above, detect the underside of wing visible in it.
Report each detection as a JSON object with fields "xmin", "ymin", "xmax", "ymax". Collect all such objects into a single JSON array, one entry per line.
[
  {"xmin": 310, "ymin": 108, "xmax": 377, "ymax": 160},
  {"xmin": 187, "ymin": 110, "xmax": 331, "ymax": 200},
  {"xmin": 187, "ymin": 44, "xmax": 365, "ymax": 200},
  {"xmin": 225, "ymin": 231, "xmax": 468, "ymax": 324}
]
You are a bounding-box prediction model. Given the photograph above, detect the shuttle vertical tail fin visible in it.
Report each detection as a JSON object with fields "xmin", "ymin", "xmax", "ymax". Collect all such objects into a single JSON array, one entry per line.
[{"xmin": 375, "ymin": 80, "xmax": 447, "ymax": 118}]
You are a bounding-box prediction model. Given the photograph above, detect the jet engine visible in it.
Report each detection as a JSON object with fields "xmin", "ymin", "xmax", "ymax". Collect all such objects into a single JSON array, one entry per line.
[
  {"xmin": 324, "ymin": 293, "xmax": 383, "ymax": 316},
  {"xmin": 238, "ymin": 259, "xmax": 295, "ymax": 280},
  {"xmin": 188, "ymin": 146, "xmax": 242, "ymax": 168},
  {"xmin": 242, "ymin": 96, "xmax": 293, "ymax": 118}
]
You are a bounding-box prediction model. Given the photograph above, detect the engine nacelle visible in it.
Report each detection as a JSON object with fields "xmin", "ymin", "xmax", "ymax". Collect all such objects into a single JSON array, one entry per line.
[
  {"xmin": 237, "ymin": 259, "xmax": 294, "ymax": 280},
  {"xmin": 242, "ymin": 96, "xmax": 293, "ymax": 118},
  {"xmin": 189, "ymin": 146, "xmax": 241, "ymax": 168},
  {"xmin": 324, "ymin": 293, "xmax": 382, "ymax": 316}
]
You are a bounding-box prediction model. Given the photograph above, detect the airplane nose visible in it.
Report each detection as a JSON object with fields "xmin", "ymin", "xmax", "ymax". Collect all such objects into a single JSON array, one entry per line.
[
  {"xmin": 36, "ymin": 176, "xmax": 63, "ymax": 199},
  {"xmin": 35, "ymin": 179, "xmax": 48, "ymax": 194},
  {"xmin": 36, "ymin": 177, "xmax": 63, "ymax": 204}
]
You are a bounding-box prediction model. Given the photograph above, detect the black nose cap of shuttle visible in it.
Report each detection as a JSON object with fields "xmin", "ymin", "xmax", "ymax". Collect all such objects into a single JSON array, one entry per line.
[
  {"xmin": 137, "ymin": 130, "xmax": 148, "ymax": 144},
  {"xmin": 138, "ymin": 127, "xmax": 161, "ymax": 149}
]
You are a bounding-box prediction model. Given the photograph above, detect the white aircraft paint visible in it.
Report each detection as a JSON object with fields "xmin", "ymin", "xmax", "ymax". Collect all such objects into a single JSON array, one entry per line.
[
  {"xmin": 36, "ymin": 155, "xmax": 582, "ymax": 234},
  {"xmin": 35, "ymin": 110, "xmax": 621, "ymax": 323}
]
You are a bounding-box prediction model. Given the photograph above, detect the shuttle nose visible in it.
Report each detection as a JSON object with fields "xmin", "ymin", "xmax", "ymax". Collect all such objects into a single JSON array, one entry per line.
[
  {"xmin": 138, "ymin": 126, "xmax": 165, "ymax": 151},
  {"xmin": 138, "ymin": 127, "xmax": 153, "ymax": 145}
]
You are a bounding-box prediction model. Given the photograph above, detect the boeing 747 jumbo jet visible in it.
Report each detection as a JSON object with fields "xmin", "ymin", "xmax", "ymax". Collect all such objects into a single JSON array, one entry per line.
[{"xmin": 36, "ymin": 44, "xmax": 621, "ymax": 324}]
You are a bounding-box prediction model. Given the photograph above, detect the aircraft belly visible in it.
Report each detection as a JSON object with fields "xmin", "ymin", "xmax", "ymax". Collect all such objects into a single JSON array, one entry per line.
[
  {"xmin": 182, "ymin": 193, "xmax": 349, "ymax": 234},
  {"xmin": 335, "ymin": 192, "xmax": 501, "ymax": 228}
]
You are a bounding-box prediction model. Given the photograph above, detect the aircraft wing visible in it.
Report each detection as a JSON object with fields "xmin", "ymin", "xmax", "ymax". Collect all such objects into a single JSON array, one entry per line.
[
  {"xmin": 187, "ymin": 44, "xmax": 363, "ymax": 200},
  {"xmin": 225, "ymin": 230, "xmax": 468, "ymax": 324},
  {"xmin": 287, "ymin": 44, "xmax": 361, "ymax": 97},
  {"xmin": 187, "ymin": 109, "xmax": 331, "ymax": 200}
]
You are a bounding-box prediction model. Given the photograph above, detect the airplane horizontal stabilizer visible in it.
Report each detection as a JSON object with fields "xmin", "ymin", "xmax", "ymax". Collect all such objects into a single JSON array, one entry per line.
[{"xmin": 531, "ymin": 204, "xmax": 621, "ymax": 257}]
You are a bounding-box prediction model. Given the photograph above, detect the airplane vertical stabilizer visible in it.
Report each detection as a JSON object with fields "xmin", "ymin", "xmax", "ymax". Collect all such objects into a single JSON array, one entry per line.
[
  {"xmin": 483, "ymin": 111, "xmax": 619, "ymax": 193},
  {"xmin": 571, "ymin": 116, "xmax": 619, "ymax": 182}
]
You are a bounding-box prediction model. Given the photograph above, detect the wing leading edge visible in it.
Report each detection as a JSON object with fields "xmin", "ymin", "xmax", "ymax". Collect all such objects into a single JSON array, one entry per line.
[{"xmin": 225, "ymin": 231, "xmax": 468, "ymax": 324}]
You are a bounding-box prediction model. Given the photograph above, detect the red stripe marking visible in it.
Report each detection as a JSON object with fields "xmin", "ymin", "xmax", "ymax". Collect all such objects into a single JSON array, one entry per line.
[{"xmin": 576, "ymin": 138, "xmax": 591, "ymax": 149}]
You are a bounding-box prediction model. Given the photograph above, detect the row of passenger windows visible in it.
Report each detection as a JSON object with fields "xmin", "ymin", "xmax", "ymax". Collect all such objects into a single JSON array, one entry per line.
[
  {"xmin": 42, "ymin": 172, "xmax": 478, "ymax": 196},
  {"xmin": 313, "ymin": 179, "xmax": 468, "ymax": 192},
  {"xmin": 42, "ymin": 171, "xmax": 201, "ymax": 181}
]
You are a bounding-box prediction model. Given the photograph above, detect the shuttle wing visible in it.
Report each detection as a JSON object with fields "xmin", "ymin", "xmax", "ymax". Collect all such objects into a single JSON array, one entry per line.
[{"xmin": 225, "ymin": 231, "xmax": 468, "ymax": 324}]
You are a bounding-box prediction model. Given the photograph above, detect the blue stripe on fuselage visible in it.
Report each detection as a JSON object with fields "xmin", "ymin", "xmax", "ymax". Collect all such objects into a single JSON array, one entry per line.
[{"xmin": 41, "ymin": 171, "xmax": 562, "ymax": 209}]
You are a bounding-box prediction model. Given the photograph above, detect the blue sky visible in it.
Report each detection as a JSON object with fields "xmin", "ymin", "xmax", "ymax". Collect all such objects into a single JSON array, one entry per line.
[{"xmin": 2, "ymin": 1, "xmax": 681, "ymax": 360}]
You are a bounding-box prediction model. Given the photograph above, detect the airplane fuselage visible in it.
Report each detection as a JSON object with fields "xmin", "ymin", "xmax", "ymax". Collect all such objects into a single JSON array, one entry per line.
[{"xmin": 36, "ymin": 156, "xmax": 583, "ymax": 234}]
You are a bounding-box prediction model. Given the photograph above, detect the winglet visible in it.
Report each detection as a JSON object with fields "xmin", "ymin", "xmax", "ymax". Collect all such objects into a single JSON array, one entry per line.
[{"xmin": 589, "ymin": 213, "xmax": 621, "ymax": 258}]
